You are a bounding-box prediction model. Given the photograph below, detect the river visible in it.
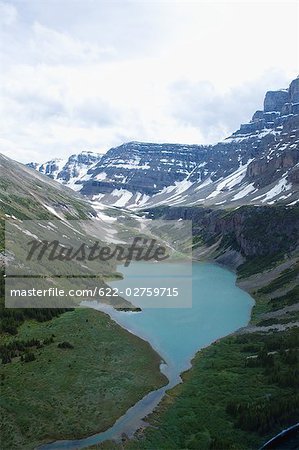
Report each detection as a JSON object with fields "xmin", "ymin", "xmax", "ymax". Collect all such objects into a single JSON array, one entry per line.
[{"xmin": 38, "ymin": 262, "xmax": 254, "ymax": 449}]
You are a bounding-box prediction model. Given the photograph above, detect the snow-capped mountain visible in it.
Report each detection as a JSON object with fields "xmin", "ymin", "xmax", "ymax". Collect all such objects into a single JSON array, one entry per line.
[
  {"xmin": 27, "ymin": 151, "xmax": 103, "ymax": 191},
  {"xmin": 29, "ymin": 77, "xmax": 299, "ymax": 209}
]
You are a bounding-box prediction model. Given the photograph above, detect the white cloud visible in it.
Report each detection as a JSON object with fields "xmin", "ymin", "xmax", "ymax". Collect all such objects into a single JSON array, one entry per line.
[
  {"xmin": 0, "ymin": 1, "xmax": 298, "ymax": 163},
  {"xmin": 167, "ymin": 70, "xmax": 290, "ymax": 143},
  {"xmin": 0, "ymin": 1, "xmax": 17, "ymax": 26},
  {"xmin": 29, "ymin": 22, "xmax": 115, "ymax": 65}
]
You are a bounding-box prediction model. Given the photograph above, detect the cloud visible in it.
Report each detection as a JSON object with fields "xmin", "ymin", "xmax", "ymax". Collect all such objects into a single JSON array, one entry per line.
[
  {"xmin": 72, "ymin": 98, "xmax": 121, "ymax": 127},
  {"xmin": 168, "ymin": 70, "xmax": 291, "ymax": 143},
  {"xmin": 0, "ymin": 1, "xmax": 298, "ymax": 163},
  {"xmin": 29, "ymin": 22, "xmax": 115, "ymax": 65},
  {"xmin": 0, "ymin": 1, "xmax": 17, "ymax": 26}
]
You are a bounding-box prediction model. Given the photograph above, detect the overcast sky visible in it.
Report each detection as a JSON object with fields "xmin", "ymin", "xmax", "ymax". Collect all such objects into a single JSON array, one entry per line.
[{"xmin": 0, "ymin": 0, "xmax": 298, "ymax": 163}]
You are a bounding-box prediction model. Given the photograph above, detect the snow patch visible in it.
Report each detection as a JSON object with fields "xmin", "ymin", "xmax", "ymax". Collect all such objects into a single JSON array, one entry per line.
[
  {"xmin": 111, "ymin": 189, "xmax": 133, "ymax": 207},
  {"xmin": 94, "ymin": 172, "xmax": 107, "ymax": 181},
  {"xmin": 261, "ymin": 178, "xmax": 292, "ymax": 203},
  {"xmin": 232, "ymin": 183, "xmax": 256, "ymax": 201}
]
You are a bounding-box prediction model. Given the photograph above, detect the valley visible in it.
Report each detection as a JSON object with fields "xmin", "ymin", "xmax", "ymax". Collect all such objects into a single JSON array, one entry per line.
[{"xmin": 1, "ymin": 76, "xmax": 298, "ymax": 450}]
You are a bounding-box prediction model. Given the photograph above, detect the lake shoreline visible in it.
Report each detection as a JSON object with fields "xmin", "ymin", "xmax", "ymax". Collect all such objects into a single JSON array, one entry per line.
[
  {"xmin": 0, "ymin": 307, "xmax": 167, "ymax": 450},
  {"xmin": 37, "ymin": 261, "xmax": 254, "ymax": 449}
]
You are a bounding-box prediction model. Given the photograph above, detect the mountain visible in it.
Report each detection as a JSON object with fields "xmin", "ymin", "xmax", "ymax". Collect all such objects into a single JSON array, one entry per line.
[
  {"xmin": 1, "ymin": 154, "xmax": 97, "ymax": 222},
  {"xmin": 2, "ymin": 101, "xmax": 299, "ymax": 449},
  {"xmin": 0, "ymin": 153, "xmax": 142, "ymax": 309},
  {"xmin": 27, "ymin": 150, "xmax": 102, "ymax": 191},
  {"xmin": 146, "ymin": 203, "xmax": 299, "ymax": 272},
  {"xmin": 1, "ymin": 153, "xmax": 184, "ymax": 277},
  {"xmin": 2, "ymin": 153, "xmax": 299, "ymax": 450},
  {"xmin": 28, "ymin": 77, "xmax": 299, "ymax": 210}
]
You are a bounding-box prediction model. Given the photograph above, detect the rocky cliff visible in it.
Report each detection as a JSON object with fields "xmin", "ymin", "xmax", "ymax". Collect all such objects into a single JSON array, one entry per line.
[{"xmin": 145, "ymin": 204, "xmax": 299, "ymax": 274}]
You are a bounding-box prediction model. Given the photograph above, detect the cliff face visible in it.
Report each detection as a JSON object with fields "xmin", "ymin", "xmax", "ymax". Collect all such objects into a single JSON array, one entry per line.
[
  {"xmin": 147, "ymin": 205, "xmax": 299, "ymax": 264},
  {"xmin": 213, "ymin": 207, "xmax": 299, "ymax": 258},
  {"xmin": 246, "ymin": 144, "xmax": 299, "ymax": 187},
  {"xmin": 241, "ymin": 79, "xmax": 299, "ymax": 190},
  {"xmin": 80, "ymin": 142, "xmax": 208, "ymax": 196}
]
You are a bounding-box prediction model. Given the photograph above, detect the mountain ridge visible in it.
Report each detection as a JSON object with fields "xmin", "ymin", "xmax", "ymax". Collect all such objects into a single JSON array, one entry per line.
[
  {"xmin": 27, "ymin": 76, "xmax": 299, "ymax": 209},
  {"xmin": 27, "ymin": 150, "xmax": 103, "ymax": 191}
]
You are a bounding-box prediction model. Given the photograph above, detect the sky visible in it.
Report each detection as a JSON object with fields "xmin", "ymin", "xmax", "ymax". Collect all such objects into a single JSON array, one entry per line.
[{"xmin": 0, "ymin": 0, "xmax": 298, "ymax": 163}]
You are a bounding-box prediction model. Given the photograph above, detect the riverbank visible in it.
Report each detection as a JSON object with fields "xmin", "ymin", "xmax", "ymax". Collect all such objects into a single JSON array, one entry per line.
[
  {"xmin": 0, "ymin": 308, "xmax": 167, "ymax": 450},
  {"xmin": 119, "ymin": 258, "xmax": 299, "ymax": 450},
  {"xmin": 2, "ymin": 254, "xmax": 297, "ymax": 450},
  {"xmin": 36, "ymin": 261, "xmax": 253, "ymax": 450},
  {"xmin": 83, "ymin": 254, "xmax": 299, "ymax": 450}
]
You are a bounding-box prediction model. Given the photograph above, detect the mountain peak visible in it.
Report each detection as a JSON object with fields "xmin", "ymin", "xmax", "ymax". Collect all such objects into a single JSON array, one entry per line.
[
  {"xmin": 27, "ymin": 150, "xmax": 102, "ymax": 189},
  {"xmin": 230, "ymin": 76, "xmax": 299, "ymax": 138}
]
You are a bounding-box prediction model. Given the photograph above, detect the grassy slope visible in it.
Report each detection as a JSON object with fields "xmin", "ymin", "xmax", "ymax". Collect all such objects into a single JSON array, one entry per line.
[
  {"xmin": 0, "ymin": 308, "xmax": 167, "ymax": 450},
  {"xmin": 120, "ymin": 266, "xmax": 298, "ymax": 449},
  {"xmin": 124, "ymin": 330, "xmax": 298, "ymax": 450}
]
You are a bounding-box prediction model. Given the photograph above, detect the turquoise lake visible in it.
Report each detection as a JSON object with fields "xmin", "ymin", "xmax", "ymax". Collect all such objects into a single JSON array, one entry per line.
[{"xmin": 38, "ymin": 262, "xmax": 254, "ymax": 450}]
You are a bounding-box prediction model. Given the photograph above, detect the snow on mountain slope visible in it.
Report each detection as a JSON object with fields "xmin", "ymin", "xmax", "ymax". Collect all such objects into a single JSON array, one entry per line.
[
  {"xmin": 28, "ymin": 77, "xmax": 299, "ymax": 209},
  {"xmin": 27, "ymin": 151, "xmax": 103, "ymax": 191},
  {"xmin": 79, "ymin": 141, "xmax": 207, "ymax": 197}
]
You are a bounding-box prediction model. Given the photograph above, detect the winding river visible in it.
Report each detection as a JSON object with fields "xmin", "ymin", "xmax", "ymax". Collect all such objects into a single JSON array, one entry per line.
[{"xmin": 38, "ymin": 262, "xmax": 254, "ymax": 450}]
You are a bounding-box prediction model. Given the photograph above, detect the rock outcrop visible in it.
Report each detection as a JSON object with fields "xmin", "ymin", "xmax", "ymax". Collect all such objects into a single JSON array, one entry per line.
[{"xmin": 264, "ymin": 89, "xmax": 289, "ymax": 112}]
